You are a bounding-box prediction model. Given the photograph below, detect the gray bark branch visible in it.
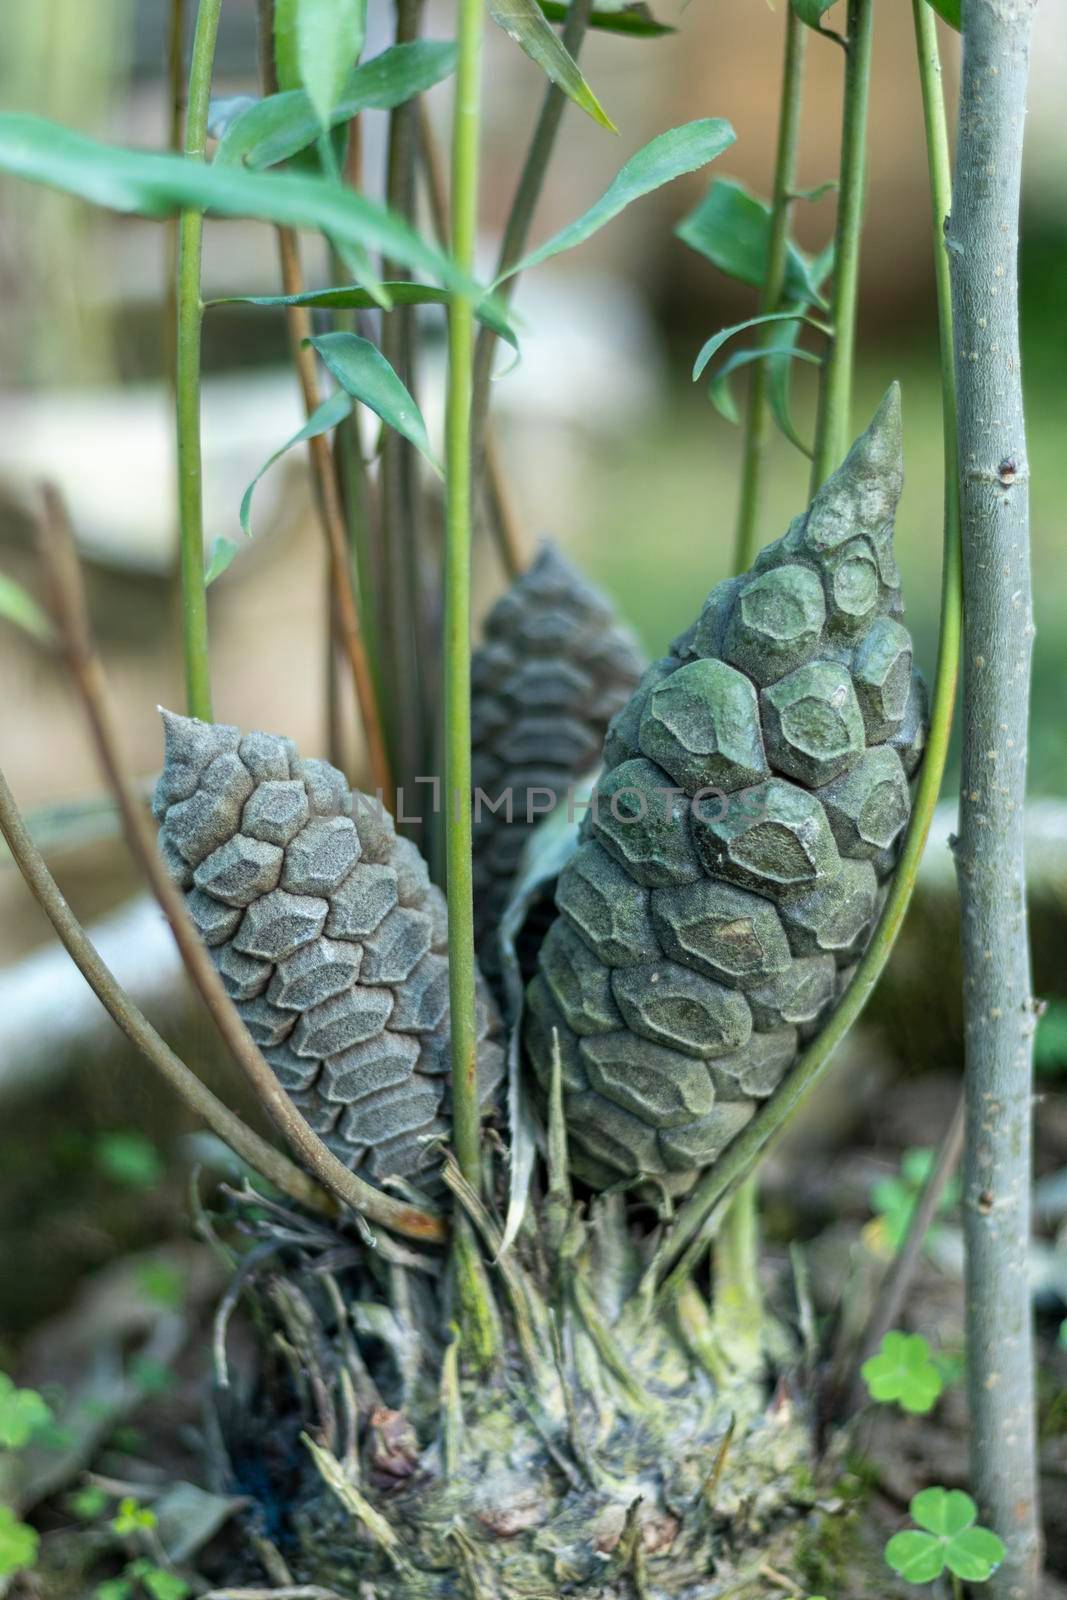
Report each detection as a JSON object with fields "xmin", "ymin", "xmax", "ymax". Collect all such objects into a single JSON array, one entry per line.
[{"xmin": 948, "ymin": 0, "xmax": 1041, "ymax": 1591}]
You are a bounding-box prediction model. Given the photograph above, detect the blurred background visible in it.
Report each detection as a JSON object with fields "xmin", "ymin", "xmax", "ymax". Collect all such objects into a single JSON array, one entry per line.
[{"xmin": 1, "ymin": 1, "xmax": 1066, "ymax": 1569}]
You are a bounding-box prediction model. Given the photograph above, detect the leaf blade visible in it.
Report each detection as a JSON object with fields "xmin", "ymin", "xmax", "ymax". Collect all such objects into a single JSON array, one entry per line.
[
  {"xmin": 0, "ymin": 113, "xmax": 479, "ymax": 295},
  {"xmin": 216, "ymin": 41, "xmax": 458, "ymax": 170},
  {"xmin": 504, "ymin": 118, "xmax": 736, "ymax": 280},
  {"xmin": 309, "ymin": 331, "xmax": 440, "ymax": 474},
  {"xmin": 675, "ymin": 178, "xmax": 825, "ymax": 306},
  {"xmin": 295, "ymin": 0, "xmax": 367, "ymax": 129},
  {"xmin": 487, "ymin": 0, "xmax": 617, "ymax": 131},
  {"xmin": 0, "ymin": 574, "xmax": 55, "ymax": 645},
  {"xmin": 538, "ymin": 0, "xmax": 675, "ymax": 35},
  {"xmin": 210, "ymin": 280, "xmax": 519, "ymax": 349},
  {"xmin": 692, "ymin": 310, "xmax": 823, "ymax": 383},
  {"xmin": 239, "ymin": 387, "xmax": 352, "ymax": 539}
]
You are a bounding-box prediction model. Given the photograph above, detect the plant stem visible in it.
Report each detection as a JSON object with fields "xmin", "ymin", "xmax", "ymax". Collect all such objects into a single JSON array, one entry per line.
[
  {"xmin": 809, "ymin": 0, "xmax": 873, "ymax": 491},
  {"xmin": 657, "ymin": 0, "xmax": 965, "ymax": 1290},
  {"xmin": 469, "ymin": 0, "xmax": 594, "ymax": 528},
  {"xmin": 733, "ymin": 3, "xmax": 807, "ymax": 571},
  {"xmin": 711, "ymin": 1174, "xmax": 763, "ymax": 1377},
  {"xmin": 444, "ymin": 0, "xmax": 485, "ymax": 1193},
  {"xmin": 253, "ymin": 0, "xmax": 393, "ymax": 802},
  {"xmin": 174, "ymin": 0, "xmax": 221, "ymax": 721},
  {"xmin": 949, "ymin": 0, "xmax": 1041, "ymax": 1588},
  {"xmin": 0, "ymin": 762, "xmax": 336, "ymax": 1218},
  {"xmin": 379, "ymin": 0, "xmax": 427, "ymax": 805},
  {"xmin": 416, "ymin": 100, "xmax": 527, "ymax": 581},
  {"xmin": 36, "ymin": 486, "xmax": 443, "ymax": 1245}
]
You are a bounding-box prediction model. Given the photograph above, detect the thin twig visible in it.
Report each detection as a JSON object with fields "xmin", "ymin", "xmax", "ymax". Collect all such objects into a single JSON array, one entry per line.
[
  {"xmin": 733, "ymin": 2, "xmax": 807, "ymax": 570},
  {"xmin": 416, "ymin": 100, "xmax": 526, "ymax": 579},
  {"xmin": 34, "ymin": 485, "xmax": 445, "ymax": 1246},
  {"xmin": 469, "ymin": 0, "xmax": 594, "ymax": 468},
  {"xmin": 0, "ymin": 763, "xmax": 330, "ymax": 1218},
  {"xmin": 175, "ymin": 0, "xmax": 223, "ymax": 719},
  {"xmin": 253, "ymin": 0, "xmax": 393, "ymax": 804},
  {"xmin": 810, "ymin": 0, "xmax": 874, "ymax": 490}
]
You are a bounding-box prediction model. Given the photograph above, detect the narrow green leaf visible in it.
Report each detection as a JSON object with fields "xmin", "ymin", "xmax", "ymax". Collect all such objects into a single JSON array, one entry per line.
[
  {"xmin": 210, "ymin": 280, "xmax": 519, "ymax": 349},
  {"xmin": 926, "ymin": 0, "xmax": 961, "ymax": 28},
  {"xmin": 488, "ymin": 0, "xmax": 617, "ymax": 131},
  {"xmin": 707, "ymin": 342, "xmax": 820, "ymax": 426},
  {"xmin": 309, "ymin": 332, "xmax": 440, "ymax": 474},
  {"xmin": 273, "ymin": 0, "xmax": 303, "ymax": 90},
  {"xmin": 295, "ymin": 0, "xmax": 367, "ymax": 128},
  {"xmin": 215, "ymin": 43, "xmax": 458, "ymax": 170},
  {"xmin": 0, "ymin": 574, "xmax": 55, "ymax": 645},
  {"xmin": 504, "ymin": 118, "xmax": 736, "ymax": 280},
  {"xmin": 791, "ymin": 178, "xmax": 837, "ymax": 203},
  {"xmin": 240, "ymin": 388, "xmax": 352, "ymax": 538},
  {"xmin": 538, "ymin": 0, "xmax": 675, "ymax": 36},
  {"xmin": 0, "ymin": 114, "xmax": 479, "ymax": 296},
  {"xmin": 675, "ymin": 179, "xmax": 825, "ymax": 306},
  {"xmin": 767, "ymin": 320, "xmax": 816, "ymax": 457},
  {"xmin": 791, "ymin": 0, "xmax": 841, "ymax": 31},
  {"xmin": 692, "ymin": 310, "xmax": 825, "ymax": 383},
  {"xmin": 204, "ymin": 538, "xmax": 239, "ymax": 586}
]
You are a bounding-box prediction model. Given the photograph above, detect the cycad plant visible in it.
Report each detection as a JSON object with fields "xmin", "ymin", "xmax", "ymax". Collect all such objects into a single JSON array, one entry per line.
[{"xmin": 0, "ymin": 0, "xmax": 1042, "ymax": 1593}]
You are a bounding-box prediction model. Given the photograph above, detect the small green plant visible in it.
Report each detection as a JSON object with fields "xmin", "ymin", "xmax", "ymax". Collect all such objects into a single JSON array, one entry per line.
[
  {"xmin": 0, "ymin": 1372, "xmax": 52, "ymax": 1448},
  {"xmin": 861, "ymin": 1330, "xmax": 944, "ymax": 1415},
  {"xmin": 1035, "ymin": 999, "xmax": 1067, "ymax": 1078},
  {"xmin": 885, "ymin": 1489, "xmax": 1005, "ymax": 1590},
  {"xmin": 111, "ymin": 1498, "xmax": 158, "ymax": 1537},
  {"xmin": 95, "ymin": 1133, "xmax": 165, "ymax": 1190},
  {"xmin": 95, "ymin": 1559, "xmax": 190, "ymax": 1600},
  {"xmin": 67, "ymin": 1484, "xmax": 111, "ymax": 1521},
  {"xmin": 0, "ymin": 1374, "xmax": 52, "ymax": 1577},
  {"xmin": 134, "ymin": 1261, "xmax": 186, "ymax": 1311},
  {"xmin": 868, "ymin": 1147, "xmax": 961, "ymax": 1254},
  {"xmin": 0, "ymin": 1503, "xmax": 39, "ymax": 1578}
]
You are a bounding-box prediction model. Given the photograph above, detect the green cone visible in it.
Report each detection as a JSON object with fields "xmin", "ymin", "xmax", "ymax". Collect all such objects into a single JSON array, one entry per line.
[
  {"xmin": 153, "ymin": 714, "xmax": 503, "ymax": 1186},
  {"xmin": 526, "ymin": 389, "xmax": 927, "ymax": 1190},
  {"xmin": 470, "ymin": 541, "xmax": 645, "ymax": 991}
]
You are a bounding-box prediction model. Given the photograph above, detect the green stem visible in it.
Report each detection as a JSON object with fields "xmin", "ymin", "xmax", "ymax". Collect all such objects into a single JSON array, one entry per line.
[
  {"xmin": 174, "ymin": 0, "xmax": 221, "ymax": 722},
  {"xmin": 469, "ymin": 0, "xmax": 593, "ymax": 484},
  {"xmin": 733, "ymin": 3, "xmax": 807, "ymax": 571},
  {"xmin": 656, "ymin": 2, "xmax": 963, "ymax": 1300},
  {"xmin": 809, "ymin": 0, "xmax": 873, "ymax": 491},
  {"xmin": 444, "ymin": 0, "xmax": 484, "ymax": 1194},
  {"xmin": 711, "ymin": 1173, "xmax": 763, "ymax": 1377}
]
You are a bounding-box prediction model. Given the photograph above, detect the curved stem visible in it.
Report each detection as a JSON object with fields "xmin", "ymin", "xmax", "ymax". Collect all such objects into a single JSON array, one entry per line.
[
  {"xmin": 175, "ymin": 0, "xmax": 222, "ymax": 720},
  {"xmin": 0, "ymin": 763, "xmax": 333, "ymax": 1218},
  {"xmin": 949, "ymin": 0, "xmax": 1041, "ymax": 1586},
  {"xmin": 733, "ymin": 4, "xmax": 807, "ymax": 571},
  {"xmin": 809, "ymin": 0, "xmax": 873, "ymax": 491},
  {"xmin": 655, "ymin": 0, "xmax": 963, "ymax": 1299},
  {"xmin": 444, "ymin": 0, "xmax": 485, "ymax": 1194},
  {"xmin": 37, "ymin": 487, "xmax": 444, "ymax": 1245}
]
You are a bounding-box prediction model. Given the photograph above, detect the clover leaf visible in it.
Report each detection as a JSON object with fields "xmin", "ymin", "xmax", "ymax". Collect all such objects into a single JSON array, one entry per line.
[
  {"xmin": 861, "ymin": 1331, "xmax": 943, "ymax": 1415},
  {"xmin": 111, "ymin": 1497, "xmax": 157, "ymax": 1536},
  {"xmin": 885, "ymin": 1488, "xmax": 1005, "ymax": 1584},
  {"xmin": 0, "ymin": 1504, "xmax": 40, "ymax": 1576},
  {"xmin": 0, "ymin": 1373, "xmax": 53, "ymax": 1449}
]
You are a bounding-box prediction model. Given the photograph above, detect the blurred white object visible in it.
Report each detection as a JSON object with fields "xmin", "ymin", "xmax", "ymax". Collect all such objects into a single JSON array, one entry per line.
[{"xmin": 0, "ymin": 370, "xmax": 307, "ymax": 575}]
